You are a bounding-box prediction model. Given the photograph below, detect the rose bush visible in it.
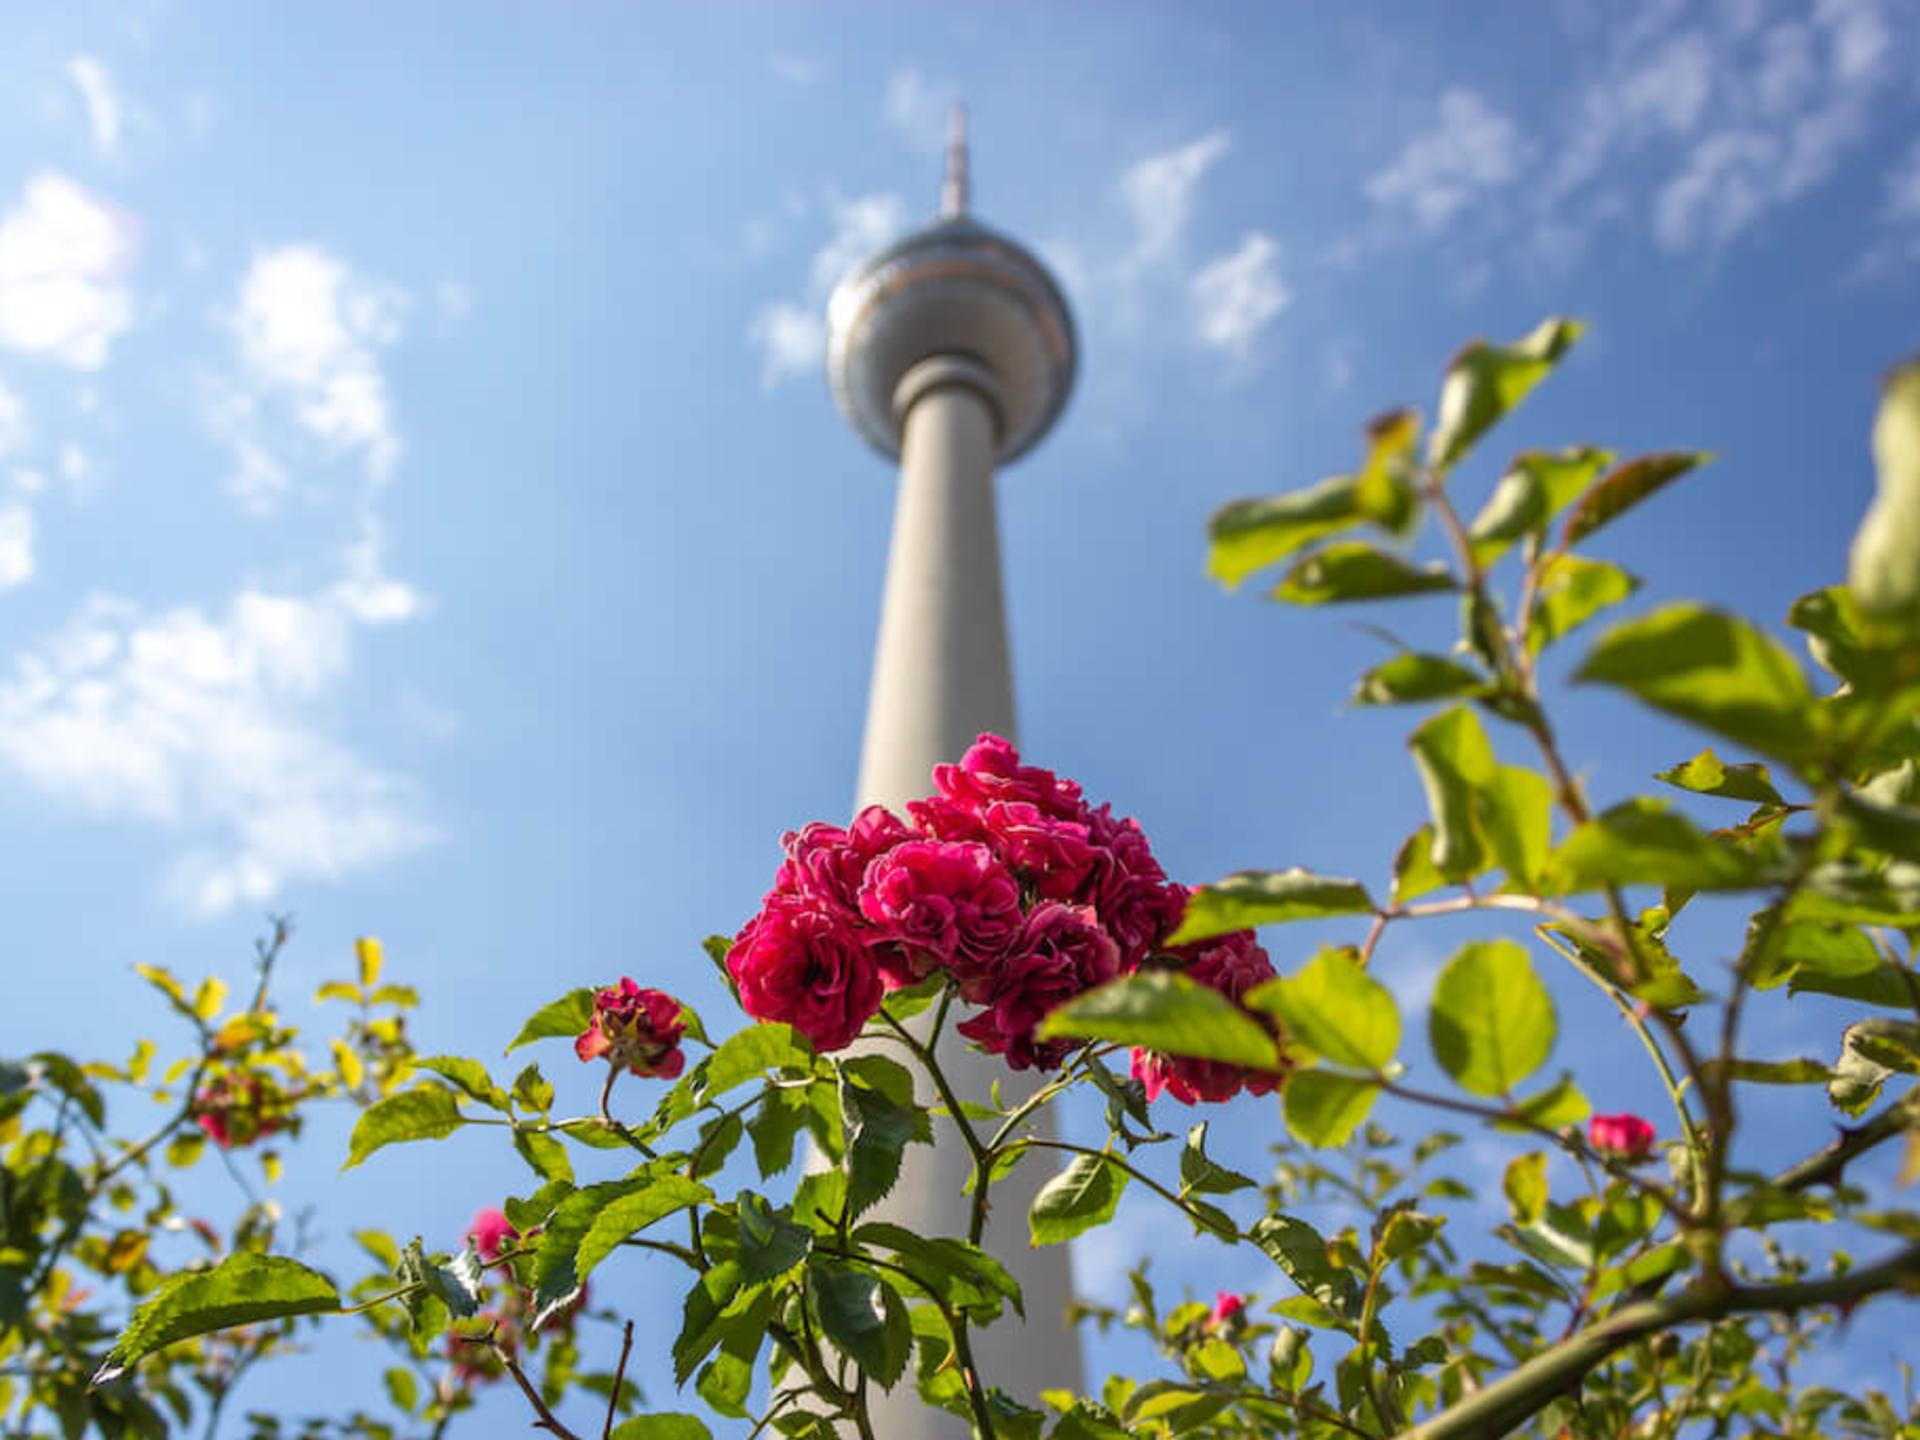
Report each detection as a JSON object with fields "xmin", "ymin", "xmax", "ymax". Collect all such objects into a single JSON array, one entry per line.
[{"xmin": 9, "ymin": 324, "xmax": 1920, "ymax": 1440}]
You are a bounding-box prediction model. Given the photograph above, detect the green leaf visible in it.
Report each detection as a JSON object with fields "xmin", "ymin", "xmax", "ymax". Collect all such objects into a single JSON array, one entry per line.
[
  {"xmin": 1850, "ymin": 360, "xmax": 1920, "ymax": 626},
  {"xmin": 1246, "ymin": 948, "xmax": 1400, "ymax": 1072},
  {"xmin": 1787, "ymin": 586, "xmax": 1905, "ymax": 692},
  {"xmin": 345, "ymin": 1087, "xmax": 466, "ymax": 1169},
  {"xmin": 1039, "ymin": 971, "xmax": 1280, "ymax": 1069},
  {"xmin": 1503, "ymin": 1153, "xmax": 1548, "ymax": 1224},
  {"xmin": 95, "ymin": 1255, "xmax": 340, "ymax": 1382},
  {"xmin": 808, "ymin": 1263, "xmax": 911, "ymax": 1389},
  {"xmin": 746, "ymin": 1087, "xmax": 807, "ymax": 1178},
  {"xmin": 531, "ymin": 1175, "xmax": 711, "ymax": 1327},
  {"xmin": 1428, "ymin": 317, "xmax": 1585, "ymax": 470},
  {"xmin": 1354, "ymin": 408, "xmax": 1422, "ymax": 535},
  {"xmin": 1468, "ymin": 447, "xmax": 1613, "ymax": 564},
  {"xmin": 507, "ymin": 988, "xmax": 596, "ymax": 1053},
  {"xmin": 1577, "ymin": 603, "xmax": 1818, "ymax": 763},
  {"xmin": 1750, "ymin": 920, "xmax": 1880, "ymax": 990},
  {"xmin": 1270, "ymin": 542, "xmax": 1456, "ymax": 605},
  {"xmin": 1029, "ymin": 1153, "xmax": 1127, "ymax": 1246},
  {"xmin": 1391, "ymin": 824, "xmax": 1453, "ymax": 903},
  {"xmin": 415, "ymin": 1056, "xmax": 509, "ymax": 1111},
  {"xmin": 1352, "ymin": 653, "xmax": 1489, "ymax": 706},
  {"xmin": 1526, "ymin": 554, "xmax": 1639, "ymax": 654},
  {"xmin": 734, "ymin": 1192, "xmax": 813, "ymax": 1283},
  {"xmin": 854, "ymin": 1222, "xmax": 1025, "ymax": 1322},
  {"xmin": 1429, "ymin": 939, "xmax": 1556, "ymax": 1097},
  {"xmin": 839, "ymin": 1070, "xmax": 920, "ymax": 1218},
  {"xmin": 1248, "ymin": 1215, "xmax": 1349, "ymax": 1312},
  {"xmin": 1704, "ymin": 1057, "xmax": 1832, "ymax": 1085},
  {"xmin": 1480, "ymin": 764, "xmax": 1553, "ymax": 891},
  {"xmin": 1655, "ymin": 749, "xmax": 1787, "ymax": 808},
  {"xmin": 1789, "ymin": 958, "xmax": 1920, "ymax": 1010},
  {"xmin": 609, "ymin": 1417, "xmax": 713, "ymax": 1440},
  {"xmin": 1499, "ymin": 1076, "xmax": 1591, "ymax": 1132},
  {"xmin": 1281, "ymin": 1070, "xmax": 1377, "ymax": 1149},
  {"xmin": 1547, "ymin": 798, "xmax": 1773, "ymax": 893},
  {"xmin": 1208, "ymin": 476, "xmax": 1364, "ymax": 589},
  {"xmin": 1166, "ymin": 868, "xmax": 1375, "ymax": 945},
  {"xmin": 1562, "ymin": 452, "xmax": 1712, "ymax": 545},
  {"xmin": 395, "ymin": 1238, "xmax": 482, "ymax": 1331},
  {"xmin": 1408, "ymin": 706, "xmax": 1496, "ymax": 879},
  {"xmin": 673, "ymin": 1262, "xmax": 745, "ymax": 1387},
  {"xmin": 1180, "ymin": 1123, "xmax": 1257, "ymax": 1195},
  {"xmin": 702, "ymin": 1024, "xmax": 813, "ymax": 1101}
]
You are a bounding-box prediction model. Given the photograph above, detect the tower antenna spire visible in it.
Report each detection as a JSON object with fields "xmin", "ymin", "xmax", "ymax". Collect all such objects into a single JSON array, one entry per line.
[{"xmin": 940, "ymin": 101, "xmax": 969, "ymax": 218}]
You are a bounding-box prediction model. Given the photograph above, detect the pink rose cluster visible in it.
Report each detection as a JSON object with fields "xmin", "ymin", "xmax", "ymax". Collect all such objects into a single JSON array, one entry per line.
[{"xmin": 724, "ymin": 734, "xmax": 1279, "ymax": 1101}]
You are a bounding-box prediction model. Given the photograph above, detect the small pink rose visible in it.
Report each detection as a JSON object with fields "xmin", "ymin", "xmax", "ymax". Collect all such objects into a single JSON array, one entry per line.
[
  {"xmin": 467, "ymin": 1208, "xmax": 518, "ymax": 1262},
  {"xmin": 1209, "ymin": 1291, "xmax": 1248, "ymax": 1330},
  {"xmin": 574, "ymin": 978, "xmax": 687, "ymax": 1079},
  {"xmin": 1588, "ymin": 1112, "xmax": 1657, "ymax": 1162}
]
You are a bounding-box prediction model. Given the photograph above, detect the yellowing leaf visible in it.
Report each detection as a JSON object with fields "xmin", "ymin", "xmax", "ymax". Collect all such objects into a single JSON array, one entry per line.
[{"xmin": 356, "ymin": 936, "xmax": 385, "ymax": 989}]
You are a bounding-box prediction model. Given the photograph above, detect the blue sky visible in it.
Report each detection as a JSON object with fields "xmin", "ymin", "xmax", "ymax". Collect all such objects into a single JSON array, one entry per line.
[{"xmin": 4, "ymin": 0, "xmax": 1919, "ymax": 1428}]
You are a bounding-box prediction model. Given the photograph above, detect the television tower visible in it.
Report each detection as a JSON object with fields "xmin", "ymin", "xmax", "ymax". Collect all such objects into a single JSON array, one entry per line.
[{"xmin": 825, "ymin": 105, "xmax": 1081, "ymax": 1431}]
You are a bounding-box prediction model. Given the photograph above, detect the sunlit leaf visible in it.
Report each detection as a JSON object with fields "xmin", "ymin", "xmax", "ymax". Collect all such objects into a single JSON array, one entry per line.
[
  {"xmin": 1040, "ymin": 971, "xmax": 1280, "ymax": 1069},
  {"xmin": 1562, "ymin": 452, "xmax": 1712, "ymax": 545},
  {"xmin": 1850, "ymin": 360, "xmax": 1920, "ymax": 626},
  {"xmin": 1166, "ymin": 869, "xmax": 1375, "ymax": 945},
  {"xmin": 1408, "ymin": 706, "xmax": 1496, "ymax": 878},
  {"xmin": 1247, "ymin": 948, "xmax": 1399, "ymax": 1072},
  {"xmin": 345, "ymin": 1088, "xmax": 466, "ymax": 1170},
  {"xmin": 1655, "ymin": 749, "xmax": 1787, "ymax": 807},
  {"xmin": 1208, "ymin": 476, "xmax": 1363, "ymax": 589},
  {"xmin": 1468, "ymin": 447, "xmax": 1613, "ymax": 564},
  {"xmin": 95, "ymin": 1255, "xmax": 339, "ymax": 1382},
  {"xmin": 1526, "ymin": 555, "xmax": 1639, "ymax": 654},
  {"xmin": 1428, "ymin": 317, "xmax": 1585, "ymax": 470},
  {"xmin": 1030, "ymin": 1153, "xmax": 1127, "ymax": 1246},
  {"xmin": 1282, "ymin": 1071, "xmax": 1376, "ymax": 1149},
  {"xmin": 1429, "ymin": 939, "xmax": 1555, "ymax": 1097},
  {"xmin": 1352, "ymin": 653, "xmax": 1489, "ymax": 706},
  {"xmin": 1271, "ymin": 542, "xmax": 1456, "ymax": 605}
]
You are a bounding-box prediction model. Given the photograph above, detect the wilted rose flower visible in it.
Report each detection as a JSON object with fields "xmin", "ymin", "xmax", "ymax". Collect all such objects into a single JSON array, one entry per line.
[
  {"xmin": 1131, "ymin": 927, "xmax": 1282, "ymax": 1105},
  {"xmin": 727, "ymin": 895, "xmax": 885, "ymax": 1052},
  {"xmin": 1589, "ymin": 1111, "xmax": 1657, "ymax": 1162},
  {"xmin": 468, "ymin": 1208, "xmax": 517, "ymax": 1262},
  {"xmin": 858, "ymin": 839, "xmax": 1023, "ymax": 997},
  {"xmin": 1209, "ymin": 1291, "xmax": 1248, "ymax": 1331},
  {"xmin": 573, "ymin": 979, "xmax": 687, "ymax": 1079},
  {"xmin": 775, "ymin": 805, "xmax": 914, "ymax": 912},
  {"xmin": 193, "ymin": 1071, "xmax": 291, "ymax": 1149},
  {"xmin": 957, "ymin": 902, "xmax": 1120, "ymax": 1070}
]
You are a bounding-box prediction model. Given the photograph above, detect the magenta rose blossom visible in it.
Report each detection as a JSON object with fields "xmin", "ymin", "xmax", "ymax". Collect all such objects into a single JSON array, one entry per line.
[
  {"xmin": 958, "ymin": 902, "xmax": 1120, "ymax": 1070},
  {"xmin": 1078, "ymin": 804, "xmax": 1184, "ymax": 967},
  {"xmin": 574, "ymin": 978, "xmax": 687, "ymax": 1079},
  {"xmin": 858, "ymin": 839, "xmax": 1024, "ymax": 995},
  {"xmin": 775, "ymin": 805, "xmax": 914, "ymax": 911},
  {"xmin": 468, "ymin": 1207, "xmax": 518, "ymax": 1262},
  {"xmin": 1589, "ymin": 1111, "xmax": 1657, "ymax": 1162},
  {"xmin": 1208, "ymin": 1291, "xmax": 1248, "ymax": 1331},
  {"xmin": 934, "ymin": 733, "xmax": 1086, "ymax": 821},
  {"xmin": 1132, "ymin": 927, "xmax": 1282, "ymax": 1105},
  {"xmin": 727, "ymin": 895, "xmax": 886, "ymax": 1052}
]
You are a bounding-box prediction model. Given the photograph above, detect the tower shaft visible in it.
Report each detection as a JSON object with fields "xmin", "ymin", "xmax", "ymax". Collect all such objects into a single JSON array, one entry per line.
[{"xmin": 855, "ymin": 357, "xmax": 1083, "ymax": 1435}]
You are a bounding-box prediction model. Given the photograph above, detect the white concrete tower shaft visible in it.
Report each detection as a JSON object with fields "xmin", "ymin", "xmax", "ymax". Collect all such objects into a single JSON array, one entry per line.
[{"xmin": 826, "ymin": 108, "xmax": 1083, "ymax": 1435}]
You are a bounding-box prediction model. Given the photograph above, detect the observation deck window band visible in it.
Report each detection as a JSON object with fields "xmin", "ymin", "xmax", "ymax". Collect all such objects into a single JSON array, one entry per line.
[{"xmin": 891, "ymin": 354, "xmax": 1009, "ymax": 448}]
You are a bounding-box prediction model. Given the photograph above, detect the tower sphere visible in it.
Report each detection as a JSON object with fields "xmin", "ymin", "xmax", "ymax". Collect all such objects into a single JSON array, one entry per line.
[{"xmin": 826, "ymin": 213, "xmax": 1077, "ymax": 465}]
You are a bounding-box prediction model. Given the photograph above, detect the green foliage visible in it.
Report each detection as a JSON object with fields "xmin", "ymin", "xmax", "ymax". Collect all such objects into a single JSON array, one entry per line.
[
  {"xmin": 95, "ymin": 1255, "xmax": 341, "ymax": 1383},
  {"xmin": 1040, "ymin": 970, "xmax": 1280, "ymax": 1068},
  {"xmin": 1428, "ymin": 940, "xmax": 1556, "ymax": 1097},
  {"xmin": 1248, "ymin": 948, "xmax": 1400, "ymax": 1071},
  {"xmin": 1165, "ymin": 868, "xmax": 1375, "ymax": 945}
]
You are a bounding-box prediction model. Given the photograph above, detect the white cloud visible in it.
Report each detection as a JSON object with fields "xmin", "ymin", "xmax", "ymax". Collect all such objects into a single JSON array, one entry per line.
[
  {"xmin": 1888, "ymin": 139, "xmax": 1920, "ymax": 225},
  {"xmin": 0, "ymin": 504, "xmax": 33, "ymax": 589},
  {"xmin": 1190, "ymin": 232, "xmax": 1289, "ymax": 358},
  {"xmin": 1121, "ymin": 131, "xmax": 1231, "ymax": 265},
  {"xmin": 884, "ymin": 66, "xmax": 954, "ymax": 153},
  {"xmin": 0, "ymin": 173, "xmax": 140, "ymax": 369},
  {"xmin": 66, "ymin": 57, "xmax": 122, "ymax": 157},
  {"xmin": 211, "ymin": 245, "xmax": 407, "ymax": 509},
  {"xmin": 1366, "ymin": 89, "xmax": 1525, "ymax": 233},
  {"xmin": 749, "ymin": 192, "xmax": 906, "ymax": 389},
  {"xmin": 0, "ymin": 586, "xmax": 434, "ymax": 913},
  {"xmin": 768, "ymin": 54, "xmax": 823, "ymax": 87},
  {"xmin": 0, "ymin": 382, "xmax": 28, "ymax": 457}
]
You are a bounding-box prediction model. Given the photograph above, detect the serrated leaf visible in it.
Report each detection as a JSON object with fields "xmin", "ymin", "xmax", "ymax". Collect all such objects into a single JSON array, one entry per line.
[
  {"xmin": 95, "ymin": 1255, "xmax": 339, "ymax": 1382},
  {"xmin": 1167, "ymin": 868, "xmax": 1375, "ymax": 944},
  {"xmin": 1208, "ymin": 476, "xmax": 1364, "ymax": 589},
  {"xmin": 1039, "ymin": 970, "xmax": 1280, "ymax": 1069},
  {"xmin": 840, "ymin": 1071, "xmax": 918, "ymax": 1219},
  {"xmin": 854, "ymin": 1222, "xmax": 1025, "ymax": 1322},
  {"xmin": 1656, "ymin": 749, "xmax": 1787, "ymax": 807},
  {"xmin": 1562, "ymin": 452, "xmax": 1711, "ymax": 544},
  {"xmin": 1282, "ymin": 1070, "xmax": 1376, "ymax": 1149},
  {"xmin": 1271, "ymin": 542, "xmax": 1456, "ymax": 605},
  {"xmin": 1429, "ymin": 939, "xmax": 1555, "ymax": 1097},
  {"xmin": 702, "ymin": 1024, "xmax": 813, "ymax": 1101},
  {"xmin": 532, "ymin": 1174, "xmax": 711, "ymax": 1328},
  {"xmin": 1577, "ymin": 603, "xmax": 1819, "ymax": 763},
  {"xmin": 415, "ymin": 1056, "xmax": 508, "ymax": 1111},
  {"xmin": 1180, "ymin": 1122, "xmax": 1256, "ymax": 1194},
  {"xmin": 808, "ymin": 1263, "xmax": 911, "ymax": 1389},
  {"xmin": 1029, "ymin": 1153, "xmax": 1127, "ymax": 1246},
  {"xmin": 1248, "ymin": 1215, "xmax": 1349, "ymax": 1312},
  {"xmin": 506, "ymin": 988, "xmax": 596, "ymax": 1054},
  {"xmin": 1247, "ymin": 948, "xmax": 1399, "ymax": 1072},
  {"xmin": 1429, "ymin": 317, "xmax": 1585, "ymax": 470},
  {"xmin": 345, "ymin": 1088, "xmax": 466, "ymax": 1169}
]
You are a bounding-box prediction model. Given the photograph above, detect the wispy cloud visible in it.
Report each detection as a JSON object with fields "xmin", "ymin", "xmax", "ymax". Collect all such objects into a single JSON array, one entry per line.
[
  {"xmin": 748, "ymin": 192, "xmax": 907, "ymax": 388},
  {"xmin": 1191, "ymin": 232, "xmax": 1289, "ymax": 358},
  {"xmin": 66, "ymin": 57, "xmax": 122, "ymax": 157},
  {"xmin": 209, "ymin": 245, "xmax": 407, "ymax": 509},
  {"xmin": 0, "ymin": 173, "xmax": 140, "ymax": 370},
  {"xmin": 1366, "ymin": 89, "xmax": 1525, "ymax": 234},
  {"xmin": 884, "ymin": 65, "xmax": 955, "ymax": 153},
  {"xmin": 768, "ymin": 53, "xmax": 823, "ymax": 87},
  {"xmin": 1121, "ymin": 130, "xmax": 1231, "ymax": 266},
  {"xmin": 0, "ymin": 504, "xmax": 33, "ymax": 589}
]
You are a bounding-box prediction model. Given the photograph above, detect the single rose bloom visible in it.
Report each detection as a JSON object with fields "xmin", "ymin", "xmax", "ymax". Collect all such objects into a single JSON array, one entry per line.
[
  {"xmin": 1131, "ymin": 929, "xmax": 1282, "ymax": 1105},
  {"xmin": 930, "ymin": 733, "xmax": 1087, "ymax": 823},
  {"xmin": 1077, "ymin": 805, "xmax": 1184, "ymax": 967},
  {"xmin": 468, "ymin": 1208, "xmax": 517, "ymax": 1262},
  {"xmin": 1209, "ymin": 1291, "xmax": 1248, "ymax": 1330},
  {"xmin": 1589, "ymin": 1112, "xmax": 1657, "ymax": 1162},
  {"xmin": 775, "ymin": 805, "xmax": 914, "ymax": 912},
  {"xmin": 574, "ymin": 978, "xmax": 687, "ymax": 1079},
  {"xmin": 957, "ymin": 902, "xmax": 1120, "ymax": 1071},
  {"xmin": 858, "ymin": 839, "xmax": 1023, "ymax": 997},
  {"xmin": 727, "ymin": 895, "xmax": 885, "ymax": 1052}
]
